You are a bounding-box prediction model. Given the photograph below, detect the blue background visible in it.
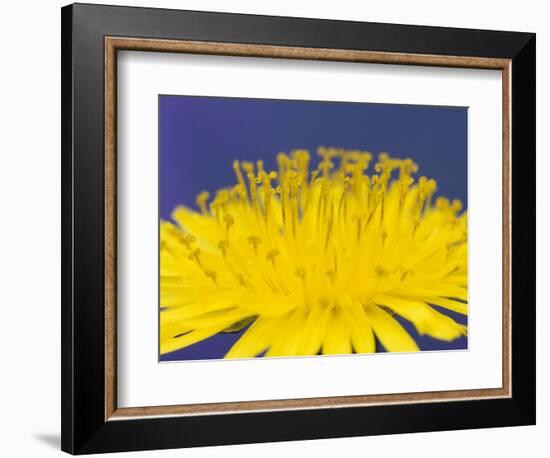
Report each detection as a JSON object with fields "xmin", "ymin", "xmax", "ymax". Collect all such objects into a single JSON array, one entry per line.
[{"xmin": 159, "ymin": 95, "xmax": 468, "ymax": 361}]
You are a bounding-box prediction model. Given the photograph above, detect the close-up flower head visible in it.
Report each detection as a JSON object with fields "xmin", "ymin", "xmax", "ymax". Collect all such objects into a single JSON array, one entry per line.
[{"xmin": 160, "ymin": 148, "xmax": 467, "ymax": 358}]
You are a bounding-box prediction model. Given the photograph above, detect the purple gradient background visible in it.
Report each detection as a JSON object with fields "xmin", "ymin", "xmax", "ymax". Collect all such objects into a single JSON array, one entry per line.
[{"xmin": 159, "ymin": 95, "xmax": 468, "ymax": 361}]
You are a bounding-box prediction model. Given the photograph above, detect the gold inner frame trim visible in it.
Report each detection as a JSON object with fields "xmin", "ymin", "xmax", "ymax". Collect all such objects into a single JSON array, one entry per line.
[{"xmin": 104, "ymin": 36, "xmax": 512, "ymax": 421}]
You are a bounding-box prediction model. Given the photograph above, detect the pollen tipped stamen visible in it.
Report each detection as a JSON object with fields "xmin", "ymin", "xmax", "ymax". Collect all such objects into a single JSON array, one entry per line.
[
  {"xmin": 189, "ymin": 248, "xmax": 202, "ymax": 267},
  {"xmin": 218, "ymin": 239, "xmax": 230, "ymax": 257},
  {"xmin": 205, "ymin": 270, "xmax": 217, "ymax": 284},
  {"xmin": 223, "ymin": 214, "xmax": 234, "ymax": 237},
  {"xmin": 196, "ymin": 191, "xmax": 210, "ymax": 215},
  {"xmin": 232, "ymin": 160, "xmax": 249, "ymax": 202},
  {"xmin": 260, "ymin": 171, "xmax": 277, "ymax": 225},
  {"xmin": 248, "ymin": 235, "xmax": 262, "ymax": 255},
  {"xmin": 266, "ymin": 248, "xmax": 280, "ymax": 268}
]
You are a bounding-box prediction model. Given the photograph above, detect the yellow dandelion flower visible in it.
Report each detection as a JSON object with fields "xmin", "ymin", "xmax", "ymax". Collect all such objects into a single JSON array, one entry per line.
[{"xmin": 160, "ymin": 148, "xmax": 467, "ymax": 358}]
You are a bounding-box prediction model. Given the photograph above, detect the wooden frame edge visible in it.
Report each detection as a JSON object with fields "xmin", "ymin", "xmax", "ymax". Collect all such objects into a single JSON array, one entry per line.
[
  {"xmin": 502, "ymin": 61, "xmax": 512, "ymax": 402},
  {"xmin": 105, "ymin": 38, "xmax": 118, "ymax": 420},
  {"xmin": 104, "ymin": 36, "xmax": 512, "ymax": 421}
]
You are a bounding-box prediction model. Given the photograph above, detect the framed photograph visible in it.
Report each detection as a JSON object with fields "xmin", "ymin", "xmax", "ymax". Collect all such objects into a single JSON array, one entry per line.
[{"xmin": 61, "ymin": 3, "xmax": 536, "ymax": 454}]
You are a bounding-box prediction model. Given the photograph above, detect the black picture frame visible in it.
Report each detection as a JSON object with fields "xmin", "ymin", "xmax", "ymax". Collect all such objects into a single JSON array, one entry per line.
[{"xmin": 61, "ymin": 3, "xmax": 535, "ymax": 454}]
